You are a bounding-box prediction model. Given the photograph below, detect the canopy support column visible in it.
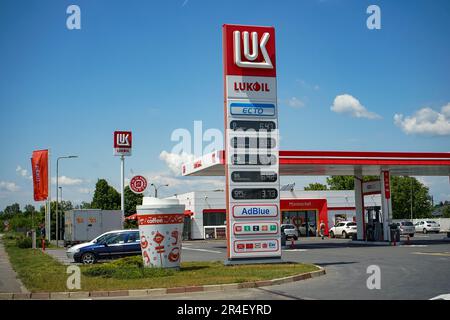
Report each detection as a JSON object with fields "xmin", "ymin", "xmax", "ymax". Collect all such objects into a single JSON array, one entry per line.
[{"xmin": 354, "ymin": 170, "xmax": 365, "ymax": 240}]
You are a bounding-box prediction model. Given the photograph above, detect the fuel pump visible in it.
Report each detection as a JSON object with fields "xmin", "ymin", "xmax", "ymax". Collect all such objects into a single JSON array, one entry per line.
[{"xmin": 365, "ymin": 206, "xmax": 383, "ymax": 241}]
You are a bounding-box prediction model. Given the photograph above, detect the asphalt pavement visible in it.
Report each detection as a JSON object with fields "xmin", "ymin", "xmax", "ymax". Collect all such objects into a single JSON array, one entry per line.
[{"xmin": 97, "ymin": 233, "xmax": 450, "ymax": 300}]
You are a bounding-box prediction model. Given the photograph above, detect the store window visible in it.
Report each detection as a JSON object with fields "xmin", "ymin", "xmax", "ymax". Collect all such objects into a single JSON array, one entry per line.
[
  {"xmin": 203, "ymin": 211, "xmax": 226, "ymax": 227},
  {"xmin": 203, "ymin": 210, "xmax": 226, "ymax": 240}
]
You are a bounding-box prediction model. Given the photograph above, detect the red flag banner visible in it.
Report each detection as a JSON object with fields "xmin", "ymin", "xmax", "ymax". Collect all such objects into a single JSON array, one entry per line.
[{"xmin": 31, "ymin": 150, "xmax": 48, "ymax": 201}]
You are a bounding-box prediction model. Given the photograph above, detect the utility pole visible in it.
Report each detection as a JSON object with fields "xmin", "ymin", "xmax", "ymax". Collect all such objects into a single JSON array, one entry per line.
[
  {"xmin": 59, "ymin": 186, "xmax": 63, "ymax": 242},
  {"xmin": 410, "ymin": 177, "xmax": 413, "ymax": 221},
  {"xmin": 121, "ymin": 155, "xmax": 125, "ymax": 216},
  {"xmin": 151, "ymin": 183, "xmax": 169, "ymax": 198}
]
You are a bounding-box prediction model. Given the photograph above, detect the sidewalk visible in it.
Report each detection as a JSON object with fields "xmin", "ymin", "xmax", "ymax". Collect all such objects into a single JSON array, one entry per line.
[{"xmin": 0, "ymin": 234, "xmax": 28, "ymax": 293}]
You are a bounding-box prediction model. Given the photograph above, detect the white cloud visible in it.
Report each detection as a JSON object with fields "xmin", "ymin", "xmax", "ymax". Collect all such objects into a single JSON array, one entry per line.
[
  {"xmin": 51, "ymin": 176, "xmax": 83, "ymax": 186},
  {"xmin": 77, "ymin": 188, "xmax": 92, "ymax": 194},
  {"xmin": 0, "ymin": 181, "xmax": 20, "ymax": 192},
  {"xmin": 394, "ymin": 103, "xmax": 450, "ymax": 136},
  {"xmin": 141, "ymin": 171, "xmax": 224, "ymax": 197},
  {"xmin": 16, "ymin": 165, "xmax": 32, "ymax": 180},
  {"xmin": 331, "ymin": 94, "xmax": 381, "ymax": 119},
  {"xmin": 159, "ymin": 151, "xmax": 195, "ymax": 176},
  {"xmin": 286, "ymin": 97, "xmax": 305, "ymax": 109}
]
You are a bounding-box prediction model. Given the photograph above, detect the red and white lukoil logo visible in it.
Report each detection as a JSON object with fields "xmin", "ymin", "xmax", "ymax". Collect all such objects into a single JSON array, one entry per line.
[
  {"xmin": 233, "ymin": 31, "xmax": 273, "ymax": 69},
  {"xmin": 223, "ymin": 24, "xmax": 276, "ymax": 77},
  {"xmin": 114, "ymin": 131, "xmax": 132, "ymax": 148},
  {"xmin": 233, "ymin": 81, "xmax": 270, "ymax": 92}
]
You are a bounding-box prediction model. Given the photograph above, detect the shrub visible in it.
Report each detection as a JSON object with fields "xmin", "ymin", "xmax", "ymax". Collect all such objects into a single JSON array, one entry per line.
[
  {"xmin": 15, "ymin": 236, "xmax": 49, "ymax": 249},
  {"xmin": 3, "ymin": 232, "xmax": 22, "ymax": 240},
  {"xmin": 82, "ymin": 256, "xmax": 176, "ymax": 279}
]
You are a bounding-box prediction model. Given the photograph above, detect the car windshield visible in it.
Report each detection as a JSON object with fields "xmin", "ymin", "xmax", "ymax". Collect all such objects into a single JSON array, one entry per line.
[
  {"xmin": 283, "ymin": 225, "xmax": 295, "ymax": 229},
  {"xmin": 402, "ymin": 222, "xmax": 414, "ymax": 226}
]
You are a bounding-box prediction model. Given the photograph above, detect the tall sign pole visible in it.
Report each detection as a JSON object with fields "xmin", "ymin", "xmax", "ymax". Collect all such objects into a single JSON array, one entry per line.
[
  {"xmin": 114, "ymin": 131, "xmax": 132, "ymax": 217},
  {"xmin": 223, "ymin": 24, "xmax": 281, "ymax": 264},
  {"xmin": 121, "ymin": 155, "xmax": 125, "ymax": 214}
]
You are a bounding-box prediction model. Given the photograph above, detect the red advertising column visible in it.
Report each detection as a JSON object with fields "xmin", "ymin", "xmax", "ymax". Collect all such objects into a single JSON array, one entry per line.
[
  {"xmin": 381, "ymin": 170, "xmax": 393, "ymax": 241},
  {"xmin": 223, "ymin": 24, "xmax": 281, "ymax": 262},
  {"xmin": 31, "ymin": 150, "xmax": 49, "ymax": 201}
]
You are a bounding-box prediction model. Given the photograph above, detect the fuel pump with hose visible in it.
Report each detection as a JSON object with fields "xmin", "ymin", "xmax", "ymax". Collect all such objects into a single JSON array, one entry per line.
[{"xmin": 365, "ymin": 206, "xmax": 383, "ymax": 241}]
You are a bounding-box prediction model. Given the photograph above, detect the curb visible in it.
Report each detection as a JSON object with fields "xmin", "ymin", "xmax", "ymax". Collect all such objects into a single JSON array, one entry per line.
[{"xmin": 0, "ymin": 266, "xmax": 326, "ymax": 300}]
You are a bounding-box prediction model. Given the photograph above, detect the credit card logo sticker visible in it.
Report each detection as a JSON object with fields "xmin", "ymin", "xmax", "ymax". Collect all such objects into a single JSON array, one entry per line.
[
  {"xmin": 233, "ymin": 240, "xmax": 279, "ymax": 253},
  {"xmin": 233, "ymin": 222, "xmax": 278, "ymax": 235}
]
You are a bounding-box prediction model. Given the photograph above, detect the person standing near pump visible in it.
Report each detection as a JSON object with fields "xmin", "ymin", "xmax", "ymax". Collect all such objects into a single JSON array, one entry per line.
[{"xmin": 319, "ymin": 220, "xmax": 326, "ymax": 240}]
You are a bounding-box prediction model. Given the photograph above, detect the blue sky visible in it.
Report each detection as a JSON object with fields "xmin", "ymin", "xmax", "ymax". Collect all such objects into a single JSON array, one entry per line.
[{"xmin": 1, "ymin": 0, "xmax": 449, "ymax": 210}]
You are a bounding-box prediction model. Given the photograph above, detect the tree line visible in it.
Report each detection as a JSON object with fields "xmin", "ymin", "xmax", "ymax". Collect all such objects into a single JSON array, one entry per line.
[{"xmin": 0, "ymin": 179, "xmax": 143, "ymax": 233}]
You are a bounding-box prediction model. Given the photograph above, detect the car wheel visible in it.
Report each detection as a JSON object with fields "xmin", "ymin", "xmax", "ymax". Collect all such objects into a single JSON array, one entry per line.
[
  {"xmin": 294, "ymin": 236, "xmax": 298, "ymax": 241},
  {"xmin": 342, "ymin": 231, "xmax": 347, "ymax": 239},
  {"xmin": 330, "ymin": 231, "xmax": 335, "ymax": 238},
  {"xmin": 409, "ymin": 234, "xmax": 414, "ymax": 237},
  {"xmin": 81, "ymin": 252, "xmax": 96, "ymax": 264},
  {"xmin": 423, "ymin": 228, "xmax": 427, "ymax": 234}
]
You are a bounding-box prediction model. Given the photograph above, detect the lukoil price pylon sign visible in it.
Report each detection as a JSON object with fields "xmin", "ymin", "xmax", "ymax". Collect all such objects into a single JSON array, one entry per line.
[{"xmin": 223, "ymin": 24, "xmax": 281, "ymax": 262}]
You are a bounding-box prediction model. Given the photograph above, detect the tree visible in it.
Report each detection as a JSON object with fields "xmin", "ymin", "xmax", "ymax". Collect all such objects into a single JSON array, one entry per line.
[
  {"xmin": 304, "ymin": 183, "xmax": 328, "ymax": 191},
  {"xmin": 2, "ymin": 203, "xmax": 21, "ymax": 218},
  {"xmin": 91, "ymin": 179, "xmax": 120, "ymax": 210},
  {"xmin": 24, "ymin": 205, "xmax": 36, "ymax": 215},
  {"xmin": 326, "ymin": 176, "xmax": 378, "ymax": 190},
  {"xmin": 442, "ymin": 206, "xmax": 450, "ymax": 218},
  {"xmin": 75, "ymin": 201, "xmax": 91, "ymax": 209},
  {"xmin": 391, "ymin": 176, "xmax": 432, "ymax": 219},
  {"xmin": 124, "ymin": 186, "xmax": 143, "ymax": 216},
  {"xmin": 327, "ymin": 176, "xmax": 355, "ymax": 190}
]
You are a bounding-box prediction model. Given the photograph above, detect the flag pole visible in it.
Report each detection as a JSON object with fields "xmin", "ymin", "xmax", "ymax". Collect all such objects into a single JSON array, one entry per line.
[{"xmin": 47, "ymin": 148, "xmax": 51, "ymax": 241}]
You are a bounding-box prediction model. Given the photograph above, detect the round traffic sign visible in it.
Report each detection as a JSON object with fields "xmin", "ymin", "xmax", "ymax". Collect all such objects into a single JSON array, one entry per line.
[{"xmin": 129, "ymin": 175, "xmax": 148, "ymax": 194}]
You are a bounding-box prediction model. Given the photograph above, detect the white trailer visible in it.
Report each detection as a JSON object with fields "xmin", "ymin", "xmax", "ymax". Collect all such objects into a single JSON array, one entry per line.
[{"xmin": 64, "ymin": 209, "xmax": 124, "ymax": 246}]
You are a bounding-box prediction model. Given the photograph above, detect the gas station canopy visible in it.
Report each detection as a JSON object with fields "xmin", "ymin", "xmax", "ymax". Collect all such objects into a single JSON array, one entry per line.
[{"xmin": 182, "ymin": 150, "xmax": 450, "ymax": 177}]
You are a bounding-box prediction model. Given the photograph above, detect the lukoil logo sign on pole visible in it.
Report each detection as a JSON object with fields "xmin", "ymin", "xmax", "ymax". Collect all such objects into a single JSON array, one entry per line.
[
  {"xmin": 223, "ymin": 24, "xmax": 281, "ymax": 262},
  {"xmin": 114, "ymin": 131, "xmax": 132, "ymax": 156}
]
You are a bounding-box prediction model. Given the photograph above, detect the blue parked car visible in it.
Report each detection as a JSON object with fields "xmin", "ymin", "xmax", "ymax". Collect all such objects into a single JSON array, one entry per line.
[{"xmin": 66, "ymin": 229, "xmax": 141, "ymax": 264}]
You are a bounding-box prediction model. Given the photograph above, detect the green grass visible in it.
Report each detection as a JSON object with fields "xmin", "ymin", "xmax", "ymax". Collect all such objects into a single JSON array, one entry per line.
[{"xmin": 3, "ymin": 239, "xmax": 319, "ymax": 292}]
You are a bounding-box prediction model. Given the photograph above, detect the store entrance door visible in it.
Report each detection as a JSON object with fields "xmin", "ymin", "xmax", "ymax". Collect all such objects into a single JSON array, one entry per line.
[{"xmin": 282, "ymin": 210, "xmax": 318, "ymax": 237}]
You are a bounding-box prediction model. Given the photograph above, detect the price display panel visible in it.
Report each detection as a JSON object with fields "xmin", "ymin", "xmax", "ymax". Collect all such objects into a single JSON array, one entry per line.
[
  {"xmin": 231, "ymin": 154, "xmax": 277, "ymax": 166},
  {"xmin": 230, "ymin": 120, "xmax": 276, "ymax": 132},
  {"xmin": 230, "ymin": 137, "xmax": 276, "ymax": 149},
  {"xmin": 232, "ymin": 188, "xmax": 278, "ymax": 200},
  {"xmin": 231, "ymin": 171, "xmax": 278, "ymax": 183}
]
